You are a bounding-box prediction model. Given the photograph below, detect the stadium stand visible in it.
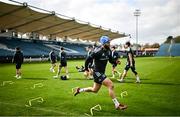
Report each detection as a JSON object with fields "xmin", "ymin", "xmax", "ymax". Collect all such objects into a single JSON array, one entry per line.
[
  {"xmin": 0, "ymin": 36, "xmax": 88, "ymax": 62},
  {"xmin": 0, "ymin": 1, "xmax": 127, "ymax": 62},
  {"xmin": 156, "ymin": 44, "xmax": 180, "ymax": 56},
  {"xmin": 156, "ymin": 36, "xmax": 180, "ymax": 56}
]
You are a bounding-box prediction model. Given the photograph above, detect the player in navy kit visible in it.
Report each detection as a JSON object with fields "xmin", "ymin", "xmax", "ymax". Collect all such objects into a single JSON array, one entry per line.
[
  {"xmin": 117, "ymin": 41, "xmax": 140, "ymax": 83},
  {"xmin": 12, "ymin": 47, "xmax": 24, "ymax": 79},
  {"xmin": 49, "ymin": 49, "xmax": 56, "ymax": 73},
  {"xmin": 54, "ymin": 47, "xmax": 69, "ymax": 78},
  {"xmin": 73, "ymin": 36, "xmax": 127, "ymax": 110},
  {"xmin": 111, "ymin": 46, "xmax": 121, "ymax": 78}
]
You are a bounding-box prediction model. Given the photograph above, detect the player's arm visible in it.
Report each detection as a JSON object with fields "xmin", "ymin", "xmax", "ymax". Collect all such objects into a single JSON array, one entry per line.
[
  {"xmin": 109, "ymin": 51, "xmax": 116, "ymax": 64},
  {"xmin": 84, "ymin": 54, "xmax": 94, "ymax": 71},
  {"xmin": 49, "ymin": 52, "xmax": 52, "ymax": 61},
  {"xmin": 12, "ymin": 53, "xmax": 17, "ymax": 63},
  {"xmin": 21, "ymin": 53, "xmax": 24, "ymax": 63},
  {"xmin": 59, "ymin": 52, "xmax": 61, "ymax": 60},
  {"xmin": 116, "ymin": 52, "xmax": 121, "ymax": 64},
  {"xmin": 128, "ymin": 53, "xmax": 133, "ymax": 67},
  {"xmin": 12, "ymin": 56, "xmax": 14, "ymax": 63}
]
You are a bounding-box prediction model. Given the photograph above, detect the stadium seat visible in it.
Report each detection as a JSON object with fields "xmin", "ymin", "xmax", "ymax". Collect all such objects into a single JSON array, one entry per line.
[
  {"xmin": 0, "ymin": 36, "xmax": 87, "ymax": 58},
  {"xmin": 156, "ymin": 43, "xmax": 180, "ymax": 56}
]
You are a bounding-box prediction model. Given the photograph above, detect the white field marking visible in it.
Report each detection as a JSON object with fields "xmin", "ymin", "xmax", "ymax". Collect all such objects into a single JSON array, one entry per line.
[
  {"xmin": 0, "ymin": 101, "xmax": 66, "ymax": 115},
  {"xmin": 121, "ymin": 91, "xmax": 128, "ymax": 98},
  {"xmin": 84, "ymin": 113, "xmax": 92, "ymax": 116},
  {"xmin": 90, "ymin": 104, "xmax": 101, "ymax": 116},
  {"xmin": 31, "ymin": 83, "xmax": 44, "ymax": 89},
  {"xmin": 1, "ymin": 81, "xmax": 14, "ymax": 86},
  {"xmin": 25, "ymin": 97, "xmax": 44, "ymax": 107}
]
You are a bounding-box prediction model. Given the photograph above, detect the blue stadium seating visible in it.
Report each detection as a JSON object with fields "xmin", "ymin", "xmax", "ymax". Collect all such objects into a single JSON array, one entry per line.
[
  {"xmin": 0, "ymin": 36, "xmax": 88, "ymax": 57},
  {"xmin": 156, "ymin": 43, "xmax": 180, "ymax": 56}
]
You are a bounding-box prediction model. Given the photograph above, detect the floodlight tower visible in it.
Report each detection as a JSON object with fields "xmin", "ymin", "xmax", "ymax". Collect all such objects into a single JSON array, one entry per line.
[{"xmin": 134, "ymin": 9, "xmax": 141, "ymax": 56}]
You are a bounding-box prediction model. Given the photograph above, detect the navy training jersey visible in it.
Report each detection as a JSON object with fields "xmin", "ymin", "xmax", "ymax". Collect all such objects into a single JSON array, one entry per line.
[
  {"xmin": 86, "ymin": 50, "xmax": 93, "ymax": 63},
  {"xmin": 13, "ymin": 51, "xmax": 24, "ymax": 64},
  {"xmin": 126, "ymin": 47, "xmax": 135, "ymax": 63},
  {"xmin": 111, "ymin": 50, "xmax": 119, "ymax": 62},
  {"xmin": 60, "ymin": 51, "xmax": 67, "ymax": 62},
  {"xmin": 49, "ymin": 51, "xmax": 56, "ymax": 61},
  {"xmin": 85, "ymin": 47, "xmax": 114, "ymax": 73}
]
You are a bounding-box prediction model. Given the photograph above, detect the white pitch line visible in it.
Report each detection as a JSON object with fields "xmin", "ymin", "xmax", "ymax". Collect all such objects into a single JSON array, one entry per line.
[
  {"xmin": 90, "ymin": 104, "xmax": 101, "ymax": 116},
  {"xmin": 25, "ymin": 97, "xmax": 44, "ymax": 107},
  {"xmin": 0, "ymin": 101, "xmax": 67, "ymax": 115},
  {"xmin": 84, "ymin": 113, "xmax": 92, "ymax": 116},
  {"xmin": 1, "ymin": 81, "xmax": 14, "ymax": 86}
]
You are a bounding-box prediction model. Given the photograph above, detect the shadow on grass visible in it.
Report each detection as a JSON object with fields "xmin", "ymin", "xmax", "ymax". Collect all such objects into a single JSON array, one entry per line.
[
  {"xmin": 23, "ymin": 78, "xmax": 49, "ymax": 80},
  {"xmin": 126, "ymin": 77, "xmax": 150, "ymax": 80},
  {"xmin": 71, "ymin": 78, "xmax": 93, "ymax": 81},
  {"xmin": 139, "ymin": 82, "xmax": 180, "ymax": 86},
  {"xmin": 117, "ymin": 80, "xmax": 180, "ymax": 86}
]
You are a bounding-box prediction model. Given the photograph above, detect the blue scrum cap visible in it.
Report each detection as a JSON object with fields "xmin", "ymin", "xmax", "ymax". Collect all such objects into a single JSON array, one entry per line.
[{"xmin": 99, "ymin": 36, "xmax": 110, "ymax": 45}]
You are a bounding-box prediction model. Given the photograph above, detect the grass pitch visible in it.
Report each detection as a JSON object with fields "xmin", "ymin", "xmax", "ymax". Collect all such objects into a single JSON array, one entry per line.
[{"xmin": 0, "ymin": 57, "xmax": 180, "ymax": 116}]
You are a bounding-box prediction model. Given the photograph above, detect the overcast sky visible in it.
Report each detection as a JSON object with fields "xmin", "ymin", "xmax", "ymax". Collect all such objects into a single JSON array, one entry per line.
[{"xmin": 2, "ymin": 0, "xmax": 180, "ymax": 44}]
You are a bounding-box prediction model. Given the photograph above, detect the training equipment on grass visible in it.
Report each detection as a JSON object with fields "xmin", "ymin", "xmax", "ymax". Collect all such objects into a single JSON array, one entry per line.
[
  {"xmin": 84, "ymin": 104, "xmax": 102, "ymax": 116},
  {"xmin": 31, "ymin": 83, "xmax": 44, "ymax": 89},
  {"xmin": 25, "ymin": 97, "xmax": 44, "ymax": 107},
  {"xmin": 90, "ymin": 104, "xmax": 102, "ymax": 116},
  {"xmin": 121, "ymin": 91, "xmax": 128, "ymax": 98},
  {"xmin": 1, "ymin": 81, "xmax": 14, "ymax": 86},
  {"xmin": 60, "ymin": 75, "xmax": 67, "ymax": 80}
]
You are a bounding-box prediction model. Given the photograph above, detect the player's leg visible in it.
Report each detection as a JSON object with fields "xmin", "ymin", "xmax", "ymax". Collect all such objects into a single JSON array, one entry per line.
[
  {"xmin": 115, "ymin": 69, "xmax": 121, "ymax": 78},
  {"xmin": 76, "ymin": 65, "xmax": 80, "ymax": 70},
  {"xmin": 102, "ymin": 78, "xmax": 127, "ymax": 110},
  {"xmin": 111, "ymin": 66, "xmax": 115, "ymax": 78},
  {"xmin": 15, "ymin": 64, "xmax": 18, "ymax": 77},
  {"xmin": 73, "ymin": 82, "xmax": 101, "ymax": 96},
  {"xmin": 86, "ymin": 68, "xmax": 93, "ymax": 79},
  {"xmin": 52, "ymin": 63, "xmax": 56, "ymax": 72},
  {"xmin": 114, "ymin": 64, "xmax": 121, "ymax": 78},
  {"xmin": 117, "ymin": 69, "xmax": 127, "ymax": 82},
  {"xmin": 64, "ymin": 66, "xmax": 69, "ymax": 78},
  {"xmin": 117, "ymin": 65, "xmax": 129, "ymax": 82},
  {"xmin": 84, "ymin": 70, "xmax": 89, "ymax": 79},
  {"xmin": 57, "ymin": 65, "xmax": 62, "ymax": 76},
  {"xmin": 15, "ymin": 64, "xmax": 22, "ymax": 79},
  {"xmin": 89, "ymin": 68, "xmax": 93, "ymax": 79},
  {"xmin": 53, "ymin": 64, "xmax": 62, "ymax": 78},
  {"xmin": 15, "ymin": 68, "xmax": 18, "ymax": 78},
  {"xmin": 102, "ymin": 78, "xmax": 115, "ymax": 98},
  {"xmin": 50, "ymin": 61, "xmax": 56, "ymax": 72},
  {"xmin": 130, "ymin": 65, "xmax": 140, "ymax": 83},
  {"xmin": 18, "ymin": 68, "xmax": 22, "ymax": 78},
  {"xmin": 50, "ymin": 62, "xmax": 53, "ymax": 72}
]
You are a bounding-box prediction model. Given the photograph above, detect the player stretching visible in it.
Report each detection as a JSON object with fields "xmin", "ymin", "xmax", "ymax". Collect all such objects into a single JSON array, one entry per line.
[
  {"xmin": 12, "ymin": 47, "xmax": 24, "ymax": 79},
  {"xmin": 54, "ymin": 47, "xmax": 69, "ymax": 78},
  {"xmin": 117, "ymin": 41, "xmax": 140, "ymax": 83},
  {"xmin": 111, "ymin": 46, "xmax": 121, "ymax": 78},
  {"xmin": 49, "ymin": 49, "xmax": 56, "ymax": 73},
  {"xmin": 73, "ymin": 36, "xmax": 127, "ymax": 110}
]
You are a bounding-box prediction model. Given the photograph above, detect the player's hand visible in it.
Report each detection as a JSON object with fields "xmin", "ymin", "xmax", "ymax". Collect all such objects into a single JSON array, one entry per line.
[
  {"xmin": 84, "ymin": 70, "xmax": 89, "ymax": 78},
  {"xmin": 130, "ymin": 64, "xmax": 133, "ymax": 67}
]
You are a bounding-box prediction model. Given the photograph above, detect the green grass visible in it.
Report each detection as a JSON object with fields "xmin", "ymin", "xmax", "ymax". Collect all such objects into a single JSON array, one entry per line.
[{"xmin": 0, "ymin": 57, "xmax": 180, "ymax": 116}]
